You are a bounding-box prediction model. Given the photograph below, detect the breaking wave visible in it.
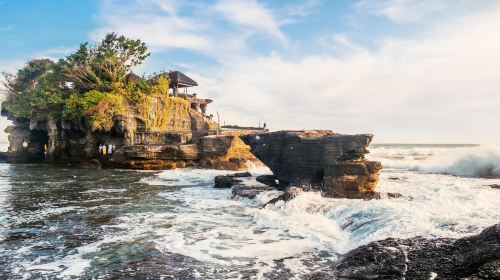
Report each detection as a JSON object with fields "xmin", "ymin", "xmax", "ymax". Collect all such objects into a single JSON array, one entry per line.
[{"xmin": 369, "ymin": 145, "xmax": 500, "ymax": 178}]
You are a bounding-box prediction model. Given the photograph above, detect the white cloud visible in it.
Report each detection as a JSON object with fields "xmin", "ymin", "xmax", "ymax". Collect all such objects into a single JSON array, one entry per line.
[
  {"xmin": 355, "ymin": 0, "xmax": 451, "ymax": 22},
  {"xmin": 214, "ymin": 0, "xmax": 286, "ymax": 43},
  {"xmin": 194, "ymin": 3, "xmax": 500, "ymax": 143},
  {"xmin": 92, "ymin": 0, "xmax": 214, "ymax": 52},
  {"xmin": 282, "ymin": 0, "xmax": 320, "ymax": 17}
]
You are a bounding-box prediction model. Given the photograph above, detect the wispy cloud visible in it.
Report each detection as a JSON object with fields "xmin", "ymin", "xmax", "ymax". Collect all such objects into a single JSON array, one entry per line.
[
  {"xmin": 214, "ymin": 0, "xmax": 286, "ymax": 43},
  {"xmin": 355, "ymin": 0, "xmax": 451, "ymax": 22},
  {"xmin": 195, "ymin": 3, "xmax": 500, "ymax": 143},
  {"xmin": 282, "ymin": 0, "xmax": 321, "ymax": 17},
  {"xmin": 92, "ymin": 0, "xmax": 214, "ymax": 52}
]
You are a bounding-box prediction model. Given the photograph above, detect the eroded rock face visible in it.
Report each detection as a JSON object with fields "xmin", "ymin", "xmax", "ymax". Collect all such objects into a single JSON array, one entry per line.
[
  {"xmin": 104, "ymin": 135, "xmax": 261, "ymax": 170},
  {"xmin": 310, "ymin": 223, "xmax": 500, "ymax": 280},
  {"xmin": 240, "ymin": 130, "xmax": 383, "ymax": 198},
  {"xmin": 3, "ymin": 96, "xmax": 261, "ymax": 170}
]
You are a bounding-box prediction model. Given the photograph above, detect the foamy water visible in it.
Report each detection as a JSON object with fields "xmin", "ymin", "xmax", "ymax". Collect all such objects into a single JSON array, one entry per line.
[
  {"xmin": 1, "ymin": 145, "xmax": 500, "ymax": 279},
  {"xmin": 370, "ymin": 144, "xmax": 500, "ymax": 178}
]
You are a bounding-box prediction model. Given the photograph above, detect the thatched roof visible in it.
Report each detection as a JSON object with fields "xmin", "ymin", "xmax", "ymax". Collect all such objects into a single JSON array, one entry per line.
[
  {"xmin": 168, "ymin": 71, "xmax": 198, "ymax": 88},
  {"xmin": 125, "ymin": 71, "xmax": 141, "ymax": 83}
]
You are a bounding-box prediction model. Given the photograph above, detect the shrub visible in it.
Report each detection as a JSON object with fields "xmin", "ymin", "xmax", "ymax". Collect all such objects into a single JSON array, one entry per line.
[{"xmin": 85, "ymin": 93, "xmax": 125, "ymax": 132}]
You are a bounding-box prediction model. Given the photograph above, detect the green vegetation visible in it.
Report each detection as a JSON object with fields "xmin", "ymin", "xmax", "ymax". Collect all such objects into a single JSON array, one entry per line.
[
  {"xmin": 139, "ymin": 95, "xmax": 190, "ymax": 131},
  {"xmin": 0, "ymin": 33, "xmax": 184, "ymax": 133}
]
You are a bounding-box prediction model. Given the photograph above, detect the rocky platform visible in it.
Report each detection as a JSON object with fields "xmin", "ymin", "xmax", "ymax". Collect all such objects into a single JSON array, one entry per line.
[
  {"xmin": 240, "ymin": 130, "xmax": 385, "ymax": 198},
  {"xmin": 310, "ymin": 223, "xmax": 500, "ymax": 280},
  {"xmin": 107, "ymin": 134, "xmax": 260, "ymax": 170}
]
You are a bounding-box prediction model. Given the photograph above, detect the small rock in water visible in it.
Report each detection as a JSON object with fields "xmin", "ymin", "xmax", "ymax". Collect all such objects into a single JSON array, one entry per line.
[
  {"xmin": 263, "ymin": 187, "xmax": 302, "ymax": 207},
  {"xmin": 214, "ymin": 172, "xmax": 252, "ymax": 188},
  {"xmin": 256, "ymin": 175, "xmax": 280, "ymax": 187},
  {"xmin": 214, "ymin": 175, "xmax": 242, "ymax": 188},
  {"xmin": 231, "ymin": 184, "xmax": 276, "ymax": 199},
  {"xmin": 488, "ymin": 184, "xmax": 500, "ymax": 189}
]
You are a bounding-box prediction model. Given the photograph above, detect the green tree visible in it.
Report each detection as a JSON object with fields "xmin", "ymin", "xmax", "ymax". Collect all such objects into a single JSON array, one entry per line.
[
  {"xmin": 1, "ymin": 59, "xmax": 65, "ymax": 118},
  {"xmin": 62, "ymin": 33, "xmax": 150, "ymax": 92}
]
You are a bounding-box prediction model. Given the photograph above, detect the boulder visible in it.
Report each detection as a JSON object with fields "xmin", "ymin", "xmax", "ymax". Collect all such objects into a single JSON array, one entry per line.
[
  {"xmin": 310, "ymin": 223, "xmax": 500, "ymax": 280},
  {"xmin": 240, "ymin": 130, "xmax": 383, "ymax": 198},
  {"xmin": 262, "ymin": 187, "xmax": 302, "ymax": 207},
  {"xmin": 231, "ymin": 184, "xmax": 276, "ymax": 199},
  {"xmin": 256, "ymin": 175, "xmax": 281, "ymax": 188},
  {"xmin": 214, "ymin": 172, "xmax": 252, "ymax": 188}
]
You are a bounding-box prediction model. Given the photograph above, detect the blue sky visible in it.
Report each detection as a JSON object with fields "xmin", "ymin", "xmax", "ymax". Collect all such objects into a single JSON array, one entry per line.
[{"xmin": 1, "ymin": 0, "xmax": 500, "ymax": 144}]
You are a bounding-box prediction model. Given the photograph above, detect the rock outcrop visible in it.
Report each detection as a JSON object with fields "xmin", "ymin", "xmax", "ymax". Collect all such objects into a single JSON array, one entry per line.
[
  {"xmin": 3, "ymin": 95, "xmax": 262, "ymax": 170},
  {"xmin": 310, "ymin": 223, "xmax": 500, "ymax": 280},
  {"xmin": 214, "ymin": 172, "xmax": 251, "ymax": 188},
  {"xmin": 240, "ymin": 130, "xmax": 383, "ymax": 198}
]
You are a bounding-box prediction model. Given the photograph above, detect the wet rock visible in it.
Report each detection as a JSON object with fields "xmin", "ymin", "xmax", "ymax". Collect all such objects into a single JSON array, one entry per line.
[
  {"xmin": 488, "ymin": 184, "xmax": 500, "ymax": 189},
  {"xmin": 231, "ymin": 184, "xmax": 276, "ymax": 199},
  {"xmin": 0, "ymin": 152, "xmax": 7, "ymax": 162},
  {"xmin": 240, "ymin": 130, "xmax": 382, "ymax": 199},
  {"xmin": 214, "ymin": 172, "xmax": 251, "ymax": 188},
  {"xmin": 311, "ymin": 223, "xmax": 500, "ymax": 280},
  {"xmin": 386, "ymin": 192, "xmax": 404, "ymax": 199},
  {"xmin": 256, "ymin": 175, "xmax": 281, "ymax": 188},
  {"xmin": 263, "ymin": 187, "xmax": 302, "ymax": 207}
]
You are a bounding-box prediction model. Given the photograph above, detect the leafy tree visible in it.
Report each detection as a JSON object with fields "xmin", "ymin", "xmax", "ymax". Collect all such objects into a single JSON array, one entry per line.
[
  {"xmin": 62, "ymin": 90, "xmax": 107, "ymax": 120},
  {"xmin": 62, "ymin": 33, "xmax": 150, "ymax": 92},
  {"xmin": 1, "ymin": 59, "xmax": 65, "ymax": 118}
]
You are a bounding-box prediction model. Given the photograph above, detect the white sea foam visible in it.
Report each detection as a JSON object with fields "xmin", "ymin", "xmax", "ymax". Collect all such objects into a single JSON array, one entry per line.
[
  {"xmin": 370, "ymin": 145, "xmax": 500, "ymax": 178},
  {"xmin": 148, "ymin": 164, "xmax": 500, "ymax": 277},
  {"xmin": 5, "ymin": 149, "xmax": 500, "ymax": 279}
]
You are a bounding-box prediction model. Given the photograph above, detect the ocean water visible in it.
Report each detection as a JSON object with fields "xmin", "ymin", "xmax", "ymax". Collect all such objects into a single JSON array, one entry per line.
[{"xmin": 0, "ymin": 144, "xmax": 499, "ymax": 279}]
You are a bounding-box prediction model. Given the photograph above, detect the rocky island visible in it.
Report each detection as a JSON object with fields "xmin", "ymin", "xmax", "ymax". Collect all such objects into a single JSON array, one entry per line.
[{"xmin": 1, "ymin": 33, "xmax": 261, "ymax": 170}]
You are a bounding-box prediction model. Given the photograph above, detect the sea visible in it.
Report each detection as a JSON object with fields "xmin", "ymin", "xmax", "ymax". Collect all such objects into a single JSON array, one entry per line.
[{"xmin": 0, "ymin": 144, "xmax": 499, "ymax": 279}]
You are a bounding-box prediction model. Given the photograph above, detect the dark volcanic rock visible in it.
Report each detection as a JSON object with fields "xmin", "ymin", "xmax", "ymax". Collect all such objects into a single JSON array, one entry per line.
[
  {"xmin": 310, "ymin": 223, "xmax": 500, "ymax": 280},
  {"xmin": 262, "ymin": 187, "xmax": 302, "ymax": 207},
  {"xmin": 256, "ymin": 175, "xmax": 281, "ymax": 188},
  {"xmin": 214, "ymin": 176, "xmax": 241, "ymax": 188},
  {"xmin": 214, "ymin": 172, "xmax": 252, "ymax": 188},
  {"xmin": 489, "ymin": 184, "xmax": 500, "ymax": 189},
  {"xmin": 231, "ymin": 184, "xmax": 276, "ymax": 199},
  {"xmin": 240, "ymin": 130, "xmax": 383, "ymax": 198}
]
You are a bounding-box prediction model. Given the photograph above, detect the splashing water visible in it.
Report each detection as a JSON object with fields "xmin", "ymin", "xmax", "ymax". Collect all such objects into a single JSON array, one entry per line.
[
  {"xmin": 1, "ymin": 144, "xmax": 499, "ymax": 279},
  {"xmin": 370, "ymin": 144, "xmax": 500, "ymax": 178}
]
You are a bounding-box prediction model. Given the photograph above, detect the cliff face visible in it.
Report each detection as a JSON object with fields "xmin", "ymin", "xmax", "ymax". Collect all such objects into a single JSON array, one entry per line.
[
  {"xmin": 3, "ymin": 95, "xmax": 260, "ymax": 170},
  {"xmin": 240, "ymin": 130, "xmax": 382, "ymax": 198}
]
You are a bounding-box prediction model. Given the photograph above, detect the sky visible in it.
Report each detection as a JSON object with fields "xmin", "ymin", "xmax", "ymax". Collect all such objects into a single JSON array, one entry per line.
[{"xmin": 1, "ymin": 0, "xmax": 499, "ymax": 144}]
